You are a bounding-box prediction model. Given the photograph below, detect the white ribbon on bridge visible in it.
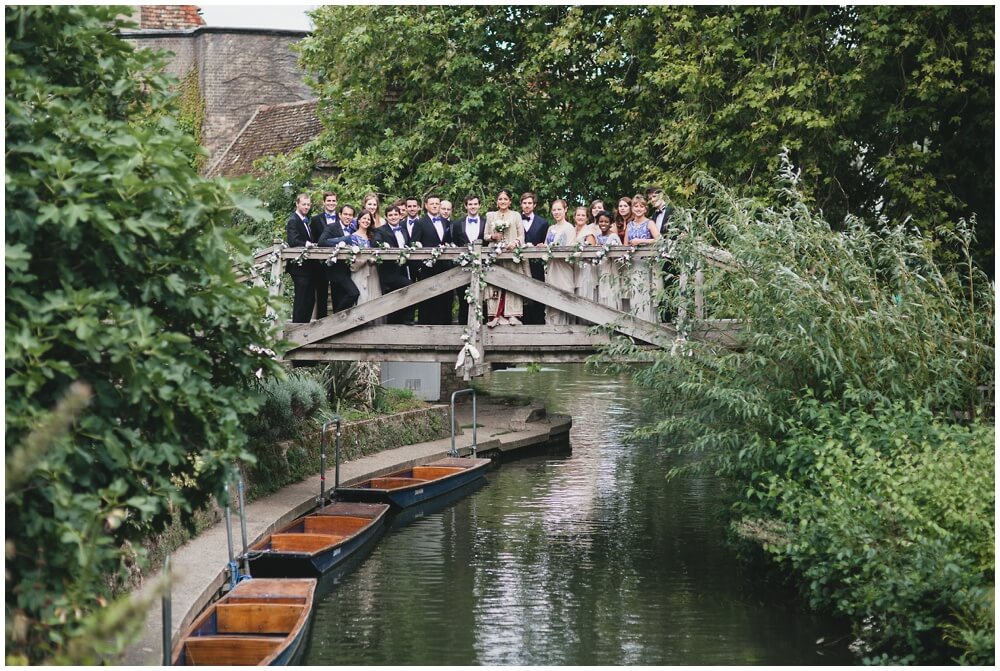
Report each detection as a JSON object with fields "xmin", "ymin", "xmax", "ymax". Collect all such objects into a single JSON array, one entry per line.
[{"xmin": 454, "ymin": 341, "xmax": 481, "ymax": 370}]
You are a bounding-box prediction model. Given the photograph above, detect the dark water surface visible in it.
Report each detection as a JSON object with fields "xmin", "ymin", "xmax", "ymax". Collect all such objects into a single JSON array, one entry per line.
[{"xmin": 303, "ymin": 364, "xmax": 855, "ymax": 665}]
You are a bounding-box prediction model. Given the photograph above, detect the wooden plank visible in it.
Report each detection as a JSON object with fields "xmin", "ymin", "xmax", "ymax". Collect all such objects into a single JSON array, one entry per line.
[
  {"xmin": 216, "ymin": 603, "xmax": 303, "ymax": 635},
  {"xmin": 184, "ymin": 636, "xmax": 282, "ymax": 665},
  {"xmin": 369, "ymin": 476, "xmax": 428, "ymax": 489},
  {"xmin": 302, "ymin": 515, "xmax": 370, "ymax": 534},
  {"xmin": 270, "ymin": 533, "xmax": 340, "ymax": 553},
  {"xmin": 484, "ymin": 266, "xmax": 676, "ymax": 347},
  {"xmin": 307, "ymin": 324, "xmax": 465, "ymax": 347},
  {"xmin": 283, "ymin": 266, "xmax": 471, "ymax": 347},
  {"xmin": 410, "ymin": 466, "xmax": 464, "ymax": 479}
]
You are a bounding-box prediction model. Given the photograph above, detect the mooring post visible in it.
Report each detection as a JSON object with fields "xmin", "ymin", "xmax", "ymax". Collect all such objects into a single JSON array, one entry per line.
[
  {"xmin": 237, "ymin": 477, "xmax": 250, "ymax": 579},
  {"xmin": 320, "ymin": 421, "xmax": 328, "ymax": 504},
  {"xmin": 223, "ymin": 483, "xmax": 237, "ymax": 590},
  {"xmin": 162, "ymin": 554, "xmax": 171, "ymax": 665},
  {"xmin": 334, "ymin": 415, "xmax": 342, "ymax": 490},
  {"xmin": 450, "ymin": 388, "xmax": 478, "ymax": 457}
]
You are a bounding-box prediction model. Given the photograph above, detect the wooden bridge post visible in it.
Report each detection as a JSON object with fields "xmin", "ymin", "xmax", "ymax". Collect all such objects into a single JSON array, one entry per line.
[
  {"xmin": 462, "ymin": 242, "xmax": 486, "ymax": 380},
  {"xmin": 266, "ymin": 240, "xmax": 284, "ymax": 322},
  {"xmin": 694, "ymin": 263, "xmax": 705, "ymax": 320}
]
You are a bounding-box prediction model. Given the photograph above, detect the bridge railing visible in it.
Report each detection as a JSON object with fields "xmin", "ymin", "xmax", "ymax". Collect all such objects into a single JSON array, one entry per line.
[{"xmin": 243, "ymin": 241, "xmax": 733, "ymax": 323}]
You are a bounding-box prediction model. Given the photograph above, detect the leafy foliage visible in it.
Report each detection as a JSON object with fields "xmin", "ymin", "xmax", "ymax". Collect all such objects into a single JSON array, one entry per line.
[
  {"xmin": 290, "ymin": 5, "xmax": 993, "ymax": 268},
  {"xmin": 764, "ymin": 400, "xmax": 994, "ymax": 664},
  {"xmin": 5, "ymin": 5, "xmax": 281, "ymax": 662},
  {"xmin": 313, "ymin": 361, "xmax": 383, "ymax": 413},
  {"xmin": 619, "ymin": 162, "xmax": 992, "ymax": 483},
  {"xmin": 605, "ymin": 163, "xmax": 993, "ymax": 662}
]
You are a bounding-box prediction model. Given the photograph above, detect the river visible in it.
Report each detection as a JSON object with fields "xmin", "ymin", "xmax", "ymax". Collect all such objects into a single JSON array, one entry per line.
[{"xmin": 303, "ymin": 364, "xmax": 855, "ymax": 665}]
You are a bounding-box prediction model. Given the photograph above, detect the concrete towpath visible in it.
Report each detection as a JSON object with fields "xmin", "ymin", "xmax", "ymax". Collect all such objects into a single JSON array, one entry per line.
[{"xmin": 122, "ymin": 399, "xmax": 570, "ymax": 665}]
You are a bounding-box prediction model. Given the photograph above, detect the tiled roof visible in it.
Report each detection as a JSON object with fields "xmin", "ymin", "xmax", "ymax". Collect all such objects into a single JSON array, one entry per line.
[
  {"xmin": 137, "ymin": 5, "xmax": 205, "ymax": 30},
  {"xmin": 206, "ymin": 99, "xmax": 323, "ymax": 178}
]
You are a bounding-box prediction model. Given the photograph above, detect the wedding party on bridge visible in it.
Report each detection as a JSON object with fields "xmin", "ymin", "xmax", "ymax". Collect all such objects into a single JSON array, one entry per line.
[
  {"xmin": 7, "ymin": 5, "xmax": 992, "ymax": 667},
  {"xmin": 284, "ymin": 187, "xmax": 677, "ymax": 329}
]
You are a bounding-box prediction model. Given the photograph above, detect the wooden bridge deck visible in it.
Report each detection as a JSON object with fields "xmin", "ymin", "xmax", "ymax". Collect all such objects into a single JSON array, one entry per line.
[{"xmin": 245, "ymin": 243, "xmax": 740, "ymax": 377}]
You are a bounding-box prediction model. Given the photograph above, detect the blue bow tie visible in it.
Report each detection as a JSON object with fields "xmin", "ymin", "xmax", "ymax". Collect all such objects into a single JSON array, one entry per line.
[
  {"xmin": 468, "ymin": 217, "xmax": 479, "ymax": 224},
  {"xmin": 391, "ymin": 226, "xmax": 402, "ymax": 233},
  {"xmin": 326, "ymin": 213, "xmax": 336, "ymax": 219}
]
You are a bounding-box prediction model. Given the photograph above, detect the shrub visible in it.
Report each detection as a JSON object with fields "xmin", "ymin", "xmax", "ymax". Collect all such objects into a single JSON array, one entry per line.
[
  {"xmin": 615, "ymin": 161, "xmax": 993, "ymax": 487},
  {"xmin": 243, "ymin": 372, "xmax": 328, "ymax": 496},
  {"xmin": 604, "ymin": 162, "xmax": 994, "ymax": 663},
  {"xmin": 764, "ymin": 400, "xmax": 994, "ymax": 664},
  {"xmin": 311, "ymin": 361, "xmax": 382, "ymax": 413},
  {"xmin": 5, "ymin": 6, "xmax": 280, "ymax": 663}
]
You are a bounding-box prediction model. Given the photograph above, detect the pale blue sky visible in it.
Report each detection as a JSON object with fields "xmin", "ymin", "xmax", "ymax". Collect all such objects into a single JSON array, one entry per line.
[{"xmin": 198, "ymin": 5, "xmax": 318, "ymax": 31}]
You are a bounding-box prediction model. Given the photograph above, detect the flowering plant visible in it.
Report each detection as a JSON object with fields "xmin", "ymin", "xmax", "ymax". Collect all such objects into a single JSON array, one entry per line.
[{"xmin": 493, "ymin": 221, "xmax": 509, "ymax": 235}]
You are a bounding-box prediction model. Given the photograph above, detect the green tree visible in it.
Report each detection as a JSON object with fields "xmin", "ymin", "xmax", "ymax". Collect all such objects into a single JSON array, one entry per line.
[
  {"xmin": 5, "ymin": 5, "xmax": 280, "ymax": 662},
  {"xmin": 640, "ymin": 5, "xmax": 994, "ymax": 267},
  {"xmin": 296, "ymin": 5, "xmax": 654, "ymax": 205},
  {"xmin": 290, "ymin": 5, "xmax": 992, "ymax": 267}
]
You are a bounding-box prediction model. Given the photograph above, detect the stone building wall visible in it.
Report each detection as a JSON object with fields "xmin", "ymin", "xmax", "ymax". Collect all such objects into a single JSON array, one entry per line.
[{"xmin": 122, "ymin": 27, "xmax": 312, "ymax": 163}]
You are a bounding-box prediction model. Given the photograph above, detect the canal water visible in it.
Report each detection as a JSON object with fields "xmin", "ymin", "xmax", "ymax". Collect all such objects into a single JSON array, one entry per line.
[{"xmin": 303, "ymin": 364, "xmax": 855, "ymax": 665}]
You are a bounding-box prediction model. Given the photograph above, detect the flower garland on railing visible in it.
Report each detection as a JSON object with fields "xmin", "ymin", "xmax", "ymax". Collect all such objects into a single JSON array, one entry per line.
[
  {"xmin": 591, "ymin": 242, "xmax": 612, "ymax": 266},
  {"xmin": 290, "ymin": 245, "xmax": 311, "ymax": 267},
  {"xmin": 424, "ymin": 242, "xmax": 452, "ymax": 267}
]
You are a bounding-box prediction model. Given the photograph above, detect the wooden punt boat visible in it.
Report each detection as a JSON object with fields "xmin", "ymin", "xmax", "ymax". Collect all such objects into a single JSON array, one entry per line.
[
  {"xmin": 247, "ymin": 502, "xmax": 390, "ymax": 578},
  {"xmin": 334, "ymin": 456, "xmax": 492, "ymax": 508},
  {"xmin": 171, "ymin": 577, "xmax": 315, "ymax": 666}
]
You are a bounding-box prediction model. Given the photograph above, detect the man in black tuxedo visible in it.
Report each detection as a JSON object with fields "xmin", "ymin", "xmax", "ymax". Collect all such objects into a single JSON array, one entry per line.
[
  {"xmin": 519, "ymin": 191, "xmax": 550, "ymax": 324},
  {"xmin": 316, "ymin": 202, "xmax": 361, "ymax": 313},
  {"xmin": 647, "ymin": 187, "xmax": 675, "ymax": 237},
  {"xmin": 412, "ymin": 193, "xmax": 453, "ymax": 324},
  {"xmin": 647, "ymin": 186, "xmax": 676, "ymax": 322},
  {"xmin": 307, "ymin": 191, "xmax": 339, "ymax": 317},
  {"xmin": 373, "ymin": 205, "xmax": 415, "ymax": 324},
  {"xmin": 450, "ymin": 193, "xmax": 487, "ymax": 325},
  {"xmin": 285, "ymin": 192, "xmax": 323, "ymax": 323}
]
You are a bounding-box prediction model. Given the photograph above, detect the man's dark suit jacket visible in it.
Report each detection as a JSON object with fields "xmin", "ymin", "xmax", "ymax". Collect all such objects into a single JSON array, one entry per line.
[
  {"xmin": 450, "ymin": 215, "xmax": 487, "ymax": 247},
  {"xmin": 522, "ymin": 213, "xmax": 550, "ymax": 281},
  {"xmin": 522, "ymin": 213, "xmax": 550, "ymax": 246},
  {"xmin": 373, "ymin": 223, "xmax": 412, "ymax": 290},
  {"xmin": 285, "ymin": 212, "xmax": 322, "ymax": 276},
  {"xmin": 652, "ymin": 206, "xmax": 675, "ymax": 237},
  {"xmin": 314, "ymin": 215, "xmax": 353, "ymax": 252},
  {"xmin": 412, "ymin": 215, "xmax": 451, "ymax": 248}
]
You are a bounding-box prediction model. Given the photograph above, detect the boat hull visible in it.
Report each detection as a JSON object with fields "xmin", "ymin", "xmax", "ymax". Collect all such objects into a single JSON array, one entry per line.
[
  {"xmin": 171, "ymin": 578, "xmax": 316, "ymax": 666},
  {"xmin": 334, "ymin": 457, "xmax": 492, "ymax": 508},
  {"xmin": 247, "ymin": 502, "xmax": 389, "ymax": 578}
]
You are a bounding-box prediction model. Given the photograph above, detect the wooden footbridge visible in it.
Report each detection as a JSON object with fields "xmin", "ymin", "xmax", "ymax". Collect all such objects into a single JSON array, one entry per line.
[{"xmin": 244, "ymin": 243, "xmax": 741, "ymax": 379}]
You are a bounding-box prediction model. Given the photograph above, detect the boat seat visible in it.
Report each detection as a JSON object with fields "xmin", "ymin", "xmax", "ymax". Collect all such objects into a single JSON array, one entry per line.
[
  {"xmin": 269, "ymin": 533, "xmax": 343, "ymax": 553},
  {"xmin": 303, "ymin": 515, "xmax": 369, "ymax": 535},
  {"xmin": 411, "ymin": 466, "xmax": 464, "ymax": 480},
  {"xmin": 368, "ymin": 476, "xmax": 427, "ymax": 489},
  {"xmin": 216, "ymin": 603, "xmax": 304, "ymax": 635},
  {"xmin": 183, "ymin": 635, "xmax": 282, "ymax": 665}
]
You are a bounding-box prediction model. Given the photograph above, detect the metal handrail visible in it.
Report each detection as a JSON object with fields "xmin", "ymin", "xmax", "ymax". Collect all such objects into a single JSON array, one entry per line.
[
  {"xmin": 321, "ymin": 417, "xmax": 342, "ymax": 504},
  {"xmin": 450, "ymin": 388, "xmax": 477, "ymax": 457}
]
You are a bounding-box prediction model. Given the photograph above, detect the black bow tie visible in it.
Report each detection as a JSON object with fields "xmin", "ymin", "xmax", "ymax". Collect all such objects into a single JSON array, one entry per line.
[{"xmin": 522, "ymin": 215, "xmax": 531, "ymax": 221}]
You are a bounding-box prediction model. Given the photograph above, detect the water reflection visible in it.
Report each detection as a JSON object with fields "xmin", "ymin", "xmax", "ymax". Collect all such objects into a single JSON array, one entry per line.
[{"xmin": 303, "ymin": 364, "xmax": 854, "ymax": 665}]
